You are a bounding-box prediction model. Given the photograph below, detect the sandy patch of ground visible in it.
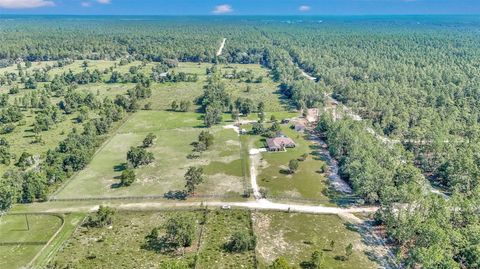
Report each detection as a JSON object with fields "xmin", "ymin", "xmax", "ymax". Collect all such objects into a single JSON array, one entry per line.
[
  {"xmin": 249, "ymin": 148, "xmax": 267, "ymax": 155},
  {"xmin": 202, "ymin": 173, "xmax": 243, "ymax": 194},
  {"xmin": 223, "ymin": 124, "xmax": 240, "ymax": 134},
  {"xmin": 225, "ymin": 139, "xmax": 240, "ymax": 146},
  {"xmin": 252, "ymin": 212, "xmax": 289, "ymax": 264}
]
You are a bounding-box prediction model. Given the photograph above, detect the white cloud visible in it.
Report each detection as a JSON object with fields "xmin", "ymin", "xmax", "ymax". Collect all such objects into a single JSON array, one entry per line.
[
  {"xmin": 299, "ymin": 5, "xmax": 311, "ymax": 12},
  {"xmin": 213, "ymin": 4, "xmax": 233, "ymax": 14},
  {"xmin": 81, "ymin": 2, "xmax": 92, "ymax": 7},
  {"xmin": 0, "ymin": 0, "xmax": 54, "ymax": 9},
  {"xmin": 97, "ymin": 0, "xmax": 111, "ymax": 4}
]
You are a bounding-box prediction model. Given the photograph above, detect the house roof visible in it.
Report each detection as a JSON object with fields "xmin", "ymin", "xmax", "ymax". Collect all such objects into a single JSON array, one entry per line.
[{"xmin": 266, "ymin": 137, "xmax": 295, "ymax": 149}]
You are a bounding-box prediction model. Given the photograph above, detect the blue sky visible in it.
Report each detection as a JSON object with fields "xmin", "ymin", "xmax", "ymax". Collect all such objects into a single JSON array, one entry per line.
[{"xmin": 0, "ymin": 0, "xmax": 479, "ymax": 15}]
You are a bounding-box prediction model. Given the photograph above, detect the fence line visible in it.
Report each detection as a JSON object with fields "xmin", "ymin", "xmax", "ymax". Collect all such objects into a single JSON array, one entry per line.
[
  {"xmin": 49, "ymin": 112, "xmax": 134, "ymax": 200},
  {"xmin": 49, "ymin": 193, "xmax": 240, "ymax": 202},
  {"xmin": 248, "ymin": 210, "xmax": 260, "ymax": 269},
  {"xmin": 0, "ymin": 241, "xmax": 47, "ymax": 246},
  {"xmin": 193, "ymin": 208, "xmax": 209, "ymax": 269},
  {"xmin": 268, "ymin": 195, "xmax": 361, "ymax": 204}
]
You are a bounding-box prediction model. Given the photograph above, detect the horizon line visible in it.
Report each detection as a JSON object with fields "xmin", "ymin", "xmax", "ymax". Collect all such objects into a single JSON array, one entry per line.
[{"xmin": 1, "ymin": 13, "xmax": 479, "ymax": 17}]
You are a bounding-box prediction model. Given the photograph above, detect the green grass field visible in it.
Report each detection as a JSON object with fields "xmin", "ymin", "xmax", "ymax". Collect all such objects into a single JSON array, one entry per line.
[
  {"xmin": 0, "ymin": 60, "xmax": 140, "ymax": 175},
  {"xmin": 0, "ymin": 110, "xmax": 80, "ymax": 175},
  {"xmin": 147, "ymin": 62, "xmax": 286, "ymax": 112},
  {"xmin": 0, "ymin": 60, "xmax": 286, "ymax": 175},
  {"xmin": 0, "ymin": 213, "xmax": 64, "ymax": 269},
  {"xmin": 43, "ymin": 210, "xmax": 378, "ymax": 269},
  {"xmin": 48, "ymin": 210, "xmax": 203, "ymax": 269},
  {"xmin": 32, "ymin": 213, "xmax": 85, "ymax": 268},
  {"xmin": 253, "ymin": 212, "xmax": 378, "ymax": 269},
  {"xmin": 197, "ymin": 210, "xmax": 256, "ymax": 269},
  {"xmin": 243, "ymin": 123, "xmax": 334, "ymax": 204},
  {"xmin": 0, "ymin": 60, "xmax": 370, "ymax": 269},
  {"xmin": 55, "ymin": 110, "xmax": 246, "ymax": 199}
]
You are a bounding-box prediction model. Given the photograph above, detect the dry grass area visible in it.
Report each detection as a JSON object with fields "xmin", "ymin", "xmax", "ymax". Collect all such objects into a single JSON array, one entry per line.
[{"xmin": 252, "ymin": 212, "xmax": 378, "ymax": 269}]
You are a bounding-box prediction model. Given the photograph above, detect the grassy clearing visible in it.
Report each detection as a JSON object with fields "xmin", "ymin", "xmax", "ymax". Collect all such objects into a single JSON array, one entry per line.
[
  {"xmin": 0, "ymin": 60, "xmax": 140, "ymax": 174},
  {"xmin": 147, "ymin": 62, "xmax": 286, "ymax": 112},
  {"xmin": 55, "ymin": 110, "xmax": 245, "ymax": 199},
  {"xmin": 75, "ymin": 83, "xmax": 133, "ymax": 99},
  {"xmin": 243, "ymin": 123, "xmax": 333, "ymax": 204},
  {"xmin": 253, "ymin": 212, "xmax": 378, "ymax": 269},
  {"xmin": 46, "ymin": 60, "xmax": 144, "ymax": 78},
  {"xmin": 197, "ymin": 210, "xmax": 256, "ymax": 269},
  {"xmin": 117, "ymin": 110, "xmax": 204, "ymax": 133},
  {"xmin": 0, "ymin": 213, "xmax": 63, "ymax": 269},
  {"xmin": 0, "ymin": 61, "xmax": 285, "ymax": 174},
  {"xmin": 0, "ymin": 61, "xmax": 57, "ymax": 74},
  {"xmin": 48, "ymin": 210, "xmax": 203, "ymax": 269},
  {"xmin": 46, "ymin": 210, "xmax": 256, "ymax": 269},
  {"xmin": 33, "ymin": 213, "xmax": 86, "ymax": 268},
  {"xmin": 147, "ymin": 81, "xmax": 205, "ymax": 111},
  {"xmin": 0, "ymin": 110, "xmax": 80, "ymax": 175}
]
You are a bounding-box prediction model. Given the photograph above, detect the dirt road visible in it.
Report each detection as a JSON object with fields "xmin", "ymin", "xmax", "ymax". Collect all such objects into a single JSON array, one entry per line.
[{"xmin": 216, "ymin": 38, "xmax": 226, "ymax": 56}]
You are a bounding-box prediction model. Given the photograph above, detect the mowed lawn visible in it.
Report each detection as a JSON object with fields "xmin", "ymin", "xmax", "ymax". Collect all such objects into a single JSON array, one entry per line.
[
  {"xmin": 247, "ymin": 124, "xmax": 333, "ymax": 204},
  {"xmin": 55, "ymin": 110, "xmax": 245, "ymax": 199},
  {"xmin": 49, "ymin": 211, "xmax": 203, "ymax": 269},
  {"xmin": 253, "ymin": 212, "xmax": 378, "ymax": 269},
  {"xmin": 0, "ymin": 214, "xmax": 63, "ymax": 269}
]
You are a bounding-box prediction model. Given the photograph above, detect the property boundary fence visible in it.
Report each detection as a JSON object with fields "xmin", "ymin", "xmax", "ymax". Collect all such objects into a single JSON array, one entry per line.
[
  {"xmin": 49, "ymin": 193, "xmax": 240, "ymax": 202},
  {"xmin": 248, "ymin": 210, "xmax": 260, "ymax": 269},
  {"xmin": 49, "ymin": 112, "xmax": 134, "ymax": 200},
  {"xmin": 193, "ymin": 209, "xmax": 209, "ymax": 269}
]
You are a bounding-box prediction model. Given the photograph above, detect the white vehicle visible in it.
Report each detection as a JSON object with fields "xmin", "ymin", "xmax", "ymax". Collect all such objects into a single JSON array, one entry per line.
[{"xmin": 221, "ymin": 205, "xmax": 231, "ymax": 210}]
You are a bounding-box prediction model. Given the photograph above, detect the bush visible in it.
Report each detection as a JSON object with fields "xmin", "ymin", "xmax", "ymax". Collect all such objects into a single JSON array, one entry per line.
[
  {"xmin": 85, "ymin": 206, "xmax": 115, "ymax": 228},
  {"xmin": 145, "ymin": 215, "xmax": 195, "ymax": 252},
  {"xmin": 288, "ymin": 159, "xmax": 299, "ymax": 174},
  {"xmin": 120, "ymin": 169, "xmax": 136, "ymax": 186},
  {"xmin": 0, "ymin": 123, "xmax": 16, "ymax": 134},
  {"xmin": 224, "ymin": 231, "xmax": 256, "ymax": 252},
  {"xmin": 16, "ymin": 152, "xmax": 34, "ymax": 168},
  {"xmin": 142, "ymin": 133, "xmax": 156, "ymax": 148},
  {"xmin": 298, "ymin": 153, "xmax": 308, "ymax": 161},
  {"xmin": 127, "ymin": 147, "xmax": 154, "ymax": 168}
]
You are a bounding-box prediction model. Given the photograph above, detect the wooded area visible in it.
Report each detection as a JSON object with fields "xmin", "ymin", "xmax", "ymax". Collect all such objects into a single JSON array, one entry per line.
[{"xmin": 0, "ymin": 16, "xmax": 479, "ymax": 268}]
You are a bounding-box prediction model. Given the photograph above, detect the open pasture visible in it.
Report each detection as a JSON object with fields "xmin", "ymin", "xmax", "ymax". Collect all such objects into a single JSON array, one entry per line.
[
  {"xmin": 196, "ymin": 210, "xmax": 256, "ymax": 269},
  {"xmin": 49, "ymin": 210, "xmax": 203, "ymax": 269},
  {"xmin": 55, "ymin": 110, "xmax": 246, "ymax": 200},
  {"xmin": 253, "ymin": 212, "xmax": 378, "ymax": 269},
  {"xmin": 0, "ymin": 213, "xmax": 64, "ymax": 269},
  {"xmin": 147, "ymin": 62, "xmax": 286, "ymax": 112}
]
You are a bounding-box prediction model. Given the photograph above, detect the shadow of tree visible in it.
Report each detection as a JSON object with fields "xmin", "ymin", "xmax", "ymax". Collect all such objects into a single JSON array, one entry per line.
[
  {"xmin": 279, "ymin": 169, "xmax": 292, "ymax": 175},
  {"xmin": 110, "ymin": 182, "xmax": 122, "ymax": 189},
  {"xmin": 114, "ymin": 163, "xmax": 127, "ymax": 172},
  {"xmin": 142, "ymin": 237, "xmax": 178, "ymax": 254}
]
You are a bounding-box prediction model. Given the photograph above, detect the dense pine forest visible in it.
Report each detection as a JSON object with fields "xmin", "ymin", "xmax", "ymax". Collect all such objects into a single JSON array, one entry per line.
[{"xmin": 1, "ymin": 15, "xmax": 480, "ymax": 268}]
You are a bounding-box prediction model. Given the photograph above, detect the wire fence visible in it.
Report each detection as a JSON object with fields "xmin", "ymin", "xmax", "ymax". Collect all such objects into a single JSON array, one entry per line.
[
  {"xmin": 49, "ymin": 193, "xmax": 241, "ymax": 202},
  {"xmin": 0, "ymin": 241, "xmax": 47, "ymax": 246},
  {"xmin": 267, "ymin": 195, "xmax": 362, "ymax": 206},
  {"xmin": 193, "ymin": 209, "xmax": 209, "ymax": 269},
  {"xmin": 248, "ymin": 210, "xmax": 260, "ymax": 269}
]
